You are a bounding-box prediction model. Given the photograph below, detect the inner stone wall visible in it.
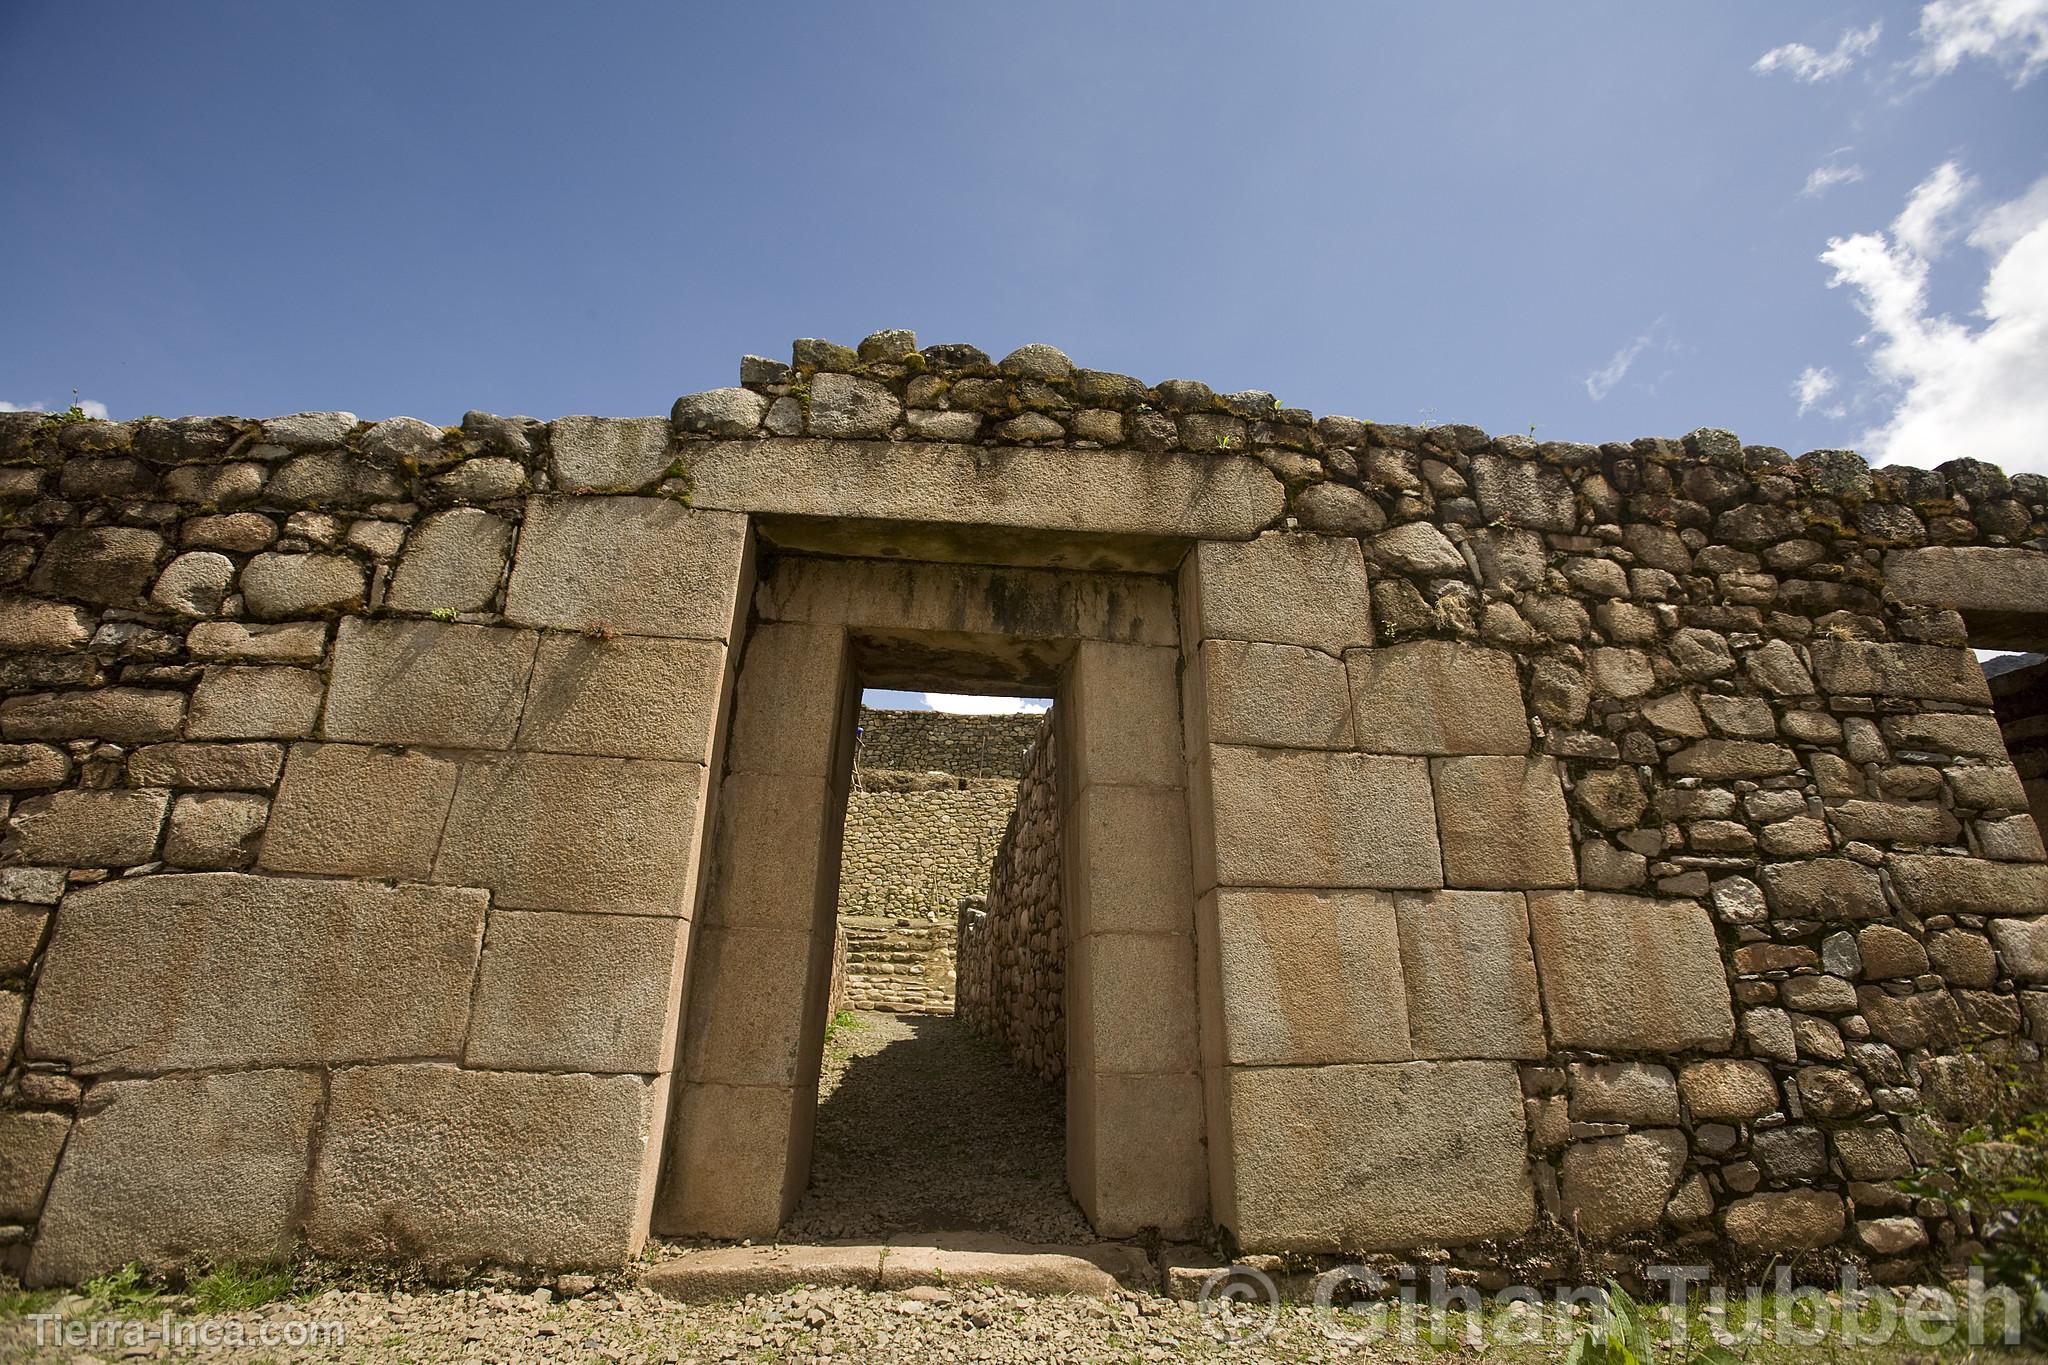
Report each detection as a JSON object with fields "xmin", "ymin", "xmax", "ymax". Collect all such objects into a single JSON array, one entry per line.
[
  {"xmin": 854, "ymin": 706, "xmax": 1039, "ymax": 777},
  {"xmin": 1987, "ymin": 655, "xmax": 2047, "ymax": 833},
  {"xmin": 835, "ymin": 777, "xmax": 1015, "ymax": 921}
]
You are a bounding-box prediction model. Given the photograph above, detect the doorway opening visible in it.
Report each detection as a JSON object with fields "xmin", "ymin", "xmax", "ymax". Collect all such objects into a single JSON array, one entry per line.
[{"xmin": 782, "ymin": 686, "xmax": 1091, "ymax": 1242}]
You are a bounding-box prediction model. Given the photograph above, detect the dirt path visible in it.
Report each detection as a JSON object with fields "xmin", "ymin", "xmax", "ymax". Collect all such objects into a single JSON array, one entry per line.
[{"xmin": 779, "ymin": 1011, "xmax": 1094, "ymax": 1245}]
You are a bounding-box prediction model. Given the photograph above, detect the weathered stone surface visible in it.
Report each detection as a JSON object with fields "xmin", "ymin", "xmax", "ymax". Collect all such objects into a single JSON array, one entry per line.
[
  {"xmin": 505, "ymin": 496, "xmax": 748, "ymax": 639},
  {"xmin": 1858, "ymin": 923, "xmax": 1931, "ymax": 978},
  {"xmin": 0, "ymin": 596, "xmax": 94, "ymax": 651},
  {"xmin": 1369, "ymin": 522, "xmax": 1465, "ymax": 576},
  {"xmin": 29, "ymin": 873, "xmax": 484, "ymax": 1072},
  {"xmin": 1345, "ymin": 642, "xmax": 1527, "ymax": 755},
  {"xmin": 1667, "ymin": 740, "xmax": 1799, "ymax": 779},
  {"xmin": 1209, "ymin": 890, "xmax": 1409, "ymax": 1066},
  {"xmin": 1826, "ymin": 798, "xmax": 1959, "ymax": 844},
  {"xmin": 1205, "ymin": 746, "xmax": 1441, "ymax": 891},
  {"xmin": 1570, "ymin": 1062, "xmax": 1680, "ymax": 1124},
  {"xmin": 1226, "ymin": 1061, "xmax": 1534, "ymax": 1250},
  {"xmin": 8, "ymin": 787, "xmax": 168, "ymax": 866},
  {"xmin": 1884, "ymin": 711, "xmax": 2007, "ymax": 757},
  {"xmin": 1857, "ymin": 985, "xmax": 1963, "ymax": 1049},
  {"xmin": 308, "ymin": 1064, "xmax": 660, "ymax": 1267},
  {"xmin": 385, "ymin": 507, "xmax": 512, "ymax": 614},
  {"xmin": 1811, "ymin": 641, "xmax": 1991, "ymax": 703},
  {"xmin": 240, "ymin": 551, "xmax": 367, "ymax": 618},
  {"xmin": 1890, "ymin": 856, "xmax": 2048, "ymax": 915},
  {"xmin": 434, "ymin": 752, "xmax": 706, "ymax": 915},
  {"xmin": 163, "ymin": 792, "xmax": 269, "ymax": 869},
  {"xmin": 1988, "ymin": 916, "xmax": 2048, "ymax": 983},
  {"xmin": 0, "ymin": 867, "xmax": 66, "ymax": 904},
  {"xmin": 1070, "ymin": 931, "xmax": 1199, "ymax": 1075},
  {"xmin": 129, "ymin": 741, "xmax": 284, "ymax": 790},
  {"xmin": 1067, "ymin": 785, "xmax": 1193, "ymax": 937},
  {"xmin": 261, "ymin": 410, "xmax": 356, "ymax": 448},
  {"xmin": 324, "ymin": 618, "xmax": 537, "ymax": 749},
  {"xmin": 1293, "ymin": 481, "xmax": 1385, "ymax": 536},
  {"xmin": 1587, "ymin": 648, "xmax": 1655, "ymax": 698},
  {"xmin": 806, "ymin": 374, "xmax": 900, "ymax": 438},
  {"xmin": 187, "ymin": 620, "xmax": 329, "ymax": 664},
  {"xmin": 0, "ymin": 903, "xmax": 47, "ymax": 973},
  {"xmin": 358, "ymin": 415, "xmax": 442, "ymax": 463},
  {"xmin": 1434, "ymin": 755, "xmax": 1576, "ymax": 889},
  {"xmin": 431, "ymin": 456, "xmax": 528, "ymax": 500},
  {"xmin": 1833, "ymin": 1124, "xmax": 1913, "ymax": 1180},
  {"xmin": 0, "ymin": 1109, "xmax": 69, "ymax": 1221},
  {"xmin": 1395, "ymin": 890, "xmax": 1545, "ymax": 1059},
  {"xmin": 1470, "ymin": 455, "xmax": 1576, "ymax": 531},
  {"xmin": 681, "ymin": 925, "xmax": 816, "ymax": 1087},
  {"xmin": 1196, "ymin": 639, "xmax": 1352, "ymax": 749},
  {"xmin": 657, "ymin": 1082, "xmax": 799, "ymax": 1238},
  {"xmin": 1723, "ymin": 1190, "xmax": 1846, "ymax": 1249},
  {"xmin": 1760, "ymin": 858, "xmax": 1887, "ymax": 919},
  {"xmin": 1527, "ymin": 891, "xmax": 1735, "ymax": 1051},
  {"xmin": 186, "ymin": 665, "xmax": 325, "ymax": 740},
  {"xmin": 27, "ymin": 1069, "xmax": 322, "ymax": 1285},
  {"xmin": 1574, "ymin": 767, "xmax": 1648, "ymax": 830},
  {"xmin": 724, "ymin": 622, "xmax": 851, "ymax": 781},
  {"xmin": 146, "ymin": 551, "xmax": 237, "ymax": 615},
  {"xmin": 1186, "ymin": 533, "xmax": 1371, "ymax": 652},
  {"xmin": 1679, "ymin": 1059, "xmax": 1780, "ymax": 1120},
  {"xmin": 0, "ymin": 687, "xmax": 184, "ymax": 743},
  {"xmin": 516, "ymin": 633, "xmax": 724, "ymax": 761},
  {"xmin": 182, "ymin": 511, "xmax": 279, "ymax": 553},
  {"xmin": 466, "ymin": 909, "xmax": 688, "ymax": 1073},
  {"xmin": 266, "ymin": 452, "xmax": 405, "ymax": 504},
  {"xmin": 0, "ymin": 741, "xmax": 71, "ymax": 789},
  {"xmin": 1561, "ymin": 1130, "xmax": 1686, "ymax": 1240},
  {"xmin": 29, "ymin": 527, "xmax": 165, "ymax": 605},
  {"xmin": 550, "ymin": 415, "xmax": 673, "ymax": 491},
  {"xmin": 672, "ymin": 387, "xmax": 768, "ymax": 437},
  {"xmin": 1885, "ymin": 546, "xmax": 2048, "ymax": 613},
  {"xmin": 261, "ymin": 743, "xmax": 461, "ymax": 881}
]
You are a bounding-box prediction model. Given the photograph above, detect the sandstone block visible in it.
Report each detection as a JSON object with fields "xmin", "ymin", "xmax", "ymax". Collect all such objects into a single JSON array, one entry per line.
[
  {"xmin": 1368, "ymin": 522, "xmax": 1464, "ymax": 576},
  {"xmin": 0, "ymin": 596, "xmax": 94, "ymax": 651},
  {"xmin": 1826, "ymin": 799, "xmax": 1960, "ymax": 845},
  {"xmin": 324, "ymin": 618, "xmax": 538, "ymax": 749},
  {"xmin": 1067, "ymin": 642, "xmax": 1182, "ymax": 791},
  {"xmin": 1679, "ymin": 1059, "xmax": 1780, "ymax": 1120},
  {"xmin": 1527, "ymin": 891, "xmax": 1735, "ymax": 1051},
  {"xmin": 1195, "ymin": 639, "xmax": 1351, "ymax": 750},
  {"xmin": 1811, "ymin": 641, "xmax": 1991, "ymax": 704},
  {"xmin": 681, "ymin": 926, "xmax": 817, "ymax": 1087},
  {"xmin": 128, "ymin": 740, "xmax": 284, "ymax": 790},
  {"xmin": 148, "ymin": 551, "xmax": 235, "ymax": 615},
  {"xmin": 1890, "ymin": 856, "xmax": 2048, "ymax": 916},
  {"xmin": 1856, "ymin": 985, "xmax": 1962, "ymax": 1049},
  {"xmin": 29, "ymin": 526, "xmax": 165, "ymax": 606},
  {"xmin": 1183, "ymin": 533, "xmax": 1371, "ymax": 653},
  {"xmin": 466, "ymin": 909, "xmax": 689, "ymax": 1073},
  {"xmin": 8, "ymin": 787, "xmax": 168, "ymax": 866},
  {"xmin": 1071, "ymin": 931, "xmax": 1200, "ymax": 1074},
  {"xmin": 1470, "ymin": 455, "xmax": 1576, "ymax": 531},
  {"xmin": 239, "ymin": 551, "xmax": 367, "ymax": 618},
  {"xmin": 0, "ymin": 1110, "xmax": 69, "ymax": 1221},
  {"xmin": 187, "ymin": 619, "xmax": 329, "ymax": 664},
  {"xmin": 700, "ymin": 773, "xmax": 840, "ymax": 930},
  {"xmin": 517, "ymin": 633, "xmax": 724, "ymax": 761},
  {"xmin": 0, "ymin": 903, "xmax": 47, "ymax": 973},
  {"xmin": 1723, "ymin": 1190, "xmax": 1845, "ymax": 1250},
  {"xmin": 0, "ymin": 742, "xmax": 71, "ymax": 789},
  {"xmin": 1068, "ymin": 785, "xmax": 1192, "ymax": 937},
  {"xmin": 186, "ymin": 665, "xmax": 325, "ymax": 740},
  {"xmin": 1988, "ymin": 916, "xmax": 2048, "ymax": 983},
  {"xmin": 1345, "ymin": 641, "xmax": 1528, "ymax": 755},
  {"xmin": 1667, "ymin": 740, "xmax": 1799, "ymax": 779},
  {"xmin": 1561, "ymin": 1130, "xmax": 1686, "ymax": 1240},
  {"xmin": 1587, "ymin": 648, "xmax": 1655, "ymax": 698},
  {"xmin": 1760, "ymin": 858, "xmax": 1887, "ymax": 919},
  {"xmin": 1205, "ymin": 746, "xmax": 1441, "ymax": 891},
  {"xmin": 385, "ymin": 507, "xmax": 512, "ymax": 614},
  {"xmin": 27, "ymin": 1069, "xmax": 321, "ymax": 1285},
  {"xmin": 1070, "ymin": 1071, "xmax": 1208, "ymax": 1238},
  {"xmin": 261, "ymin": 742, "xmax": 460, "ymax": 881},
  {"xmin": 657, "ymin": 1082, "xmax": 800, "ymax": 1238},
  {"xmin": 1226, "ymin": 1061, "xmax": 1533, "ymax": 1250},
  {"xmin": 726, "ymin": 622, "xmax": 852, "ymax": 779},
  {"xmin": 29, "ymin": 872, "xmax": 484, "ymax": 1072},
  {"xmin": 1569, "ymin": 1062, "xmax": 1680, "ymax": 1124},
  {"xmin": 1884, "ymin": 546, "xmax": 2048, "ymax": 614},
  {"xmin": 551, "ymin": 415, "xmax": 673, "ymax": 491},
  {"xmin": 1207, "ymin": 890, "xmax": 1408, "ymax": 1066},
  {"xmin": 434, "ymin": 752, "xmax": 706, "ymax": 915},
  {"xmin": 1394, "ymin": 889, "xmax": 1545, "ymax": 1059},
  {"xmin": 504, "ymin": 496, "xmax": 748, "ymax": 639},
  {"xmin": 0, "ymin": 687, "xmax": 184, "ymax": 743},
  {"xmin": 806, "ymin": 373, "xmax": 900, "ymax": 437},
  {"xmin": 163, "ymin": 792, "xmax": 269, "ymax": 869},
  {"xmin": 308, "ymin": 1064, "xmax": 660, "ymax": 1267},
  {"xmin": 1884, "ymin": 711, "xmax": 2008, "ymax": 757},
  {"xmin": 1434, "ymin": 755, "xmax": 1576, "ymax": 889},
  {"xmin": 183, "ymin": 511, "xmax": 278, "ymax": 553},
  {"xmin": 672, "ymin": 387, "xmax": 768, "ymax": 437}
]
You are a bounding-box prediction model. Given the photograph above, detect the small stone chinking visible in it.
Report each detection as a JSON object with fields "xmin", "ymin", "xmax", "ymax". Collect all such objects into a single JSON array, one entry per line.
[{"xmin": 0, "ymin": 326, "xmax": 2043, "ymax": 1286}]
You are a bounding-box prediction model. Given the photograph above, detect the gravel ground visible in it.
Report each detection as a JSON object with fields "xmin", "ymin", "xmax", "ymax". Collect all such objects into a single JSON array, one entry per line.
[{"xmin": 779, "ymin": 1011, "xmax": 1094, "ymax": 1245}]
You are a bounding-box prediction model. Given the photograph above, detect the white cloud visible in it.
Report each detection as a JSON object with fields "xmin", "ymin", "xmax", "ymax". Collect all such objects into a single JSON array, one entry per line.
[
  {"xmin": 1803, "ymin": 159, "xmax": 1867, "ymax": 198},
  {"xmin": 922, "ymin": 692, "xmax": 1051, "ymax": 715},
  {"xmin": 1912, "ymin": 0, "xmax": 2048, "ymax": 84},
  {"xmin": 0, "ymin": 398, "xmax": 110, "ymax": 419},
  {"xmin": 1819, "ymin": 164, "xmax": 2048, "ymax": 472},
  {"xmin": 0, "ymin": 401, "xmax": 45, "ymax": 413},
  {"xmin": 1755, "ymin": 21, "xmax": 1884, "ymax": 81},
  {"xmin": 1793, "ymin": 366, "xmax": 1841, "ymax": 416},
  {"xmin": 1584, "ymin": 320, "xmax": 1674, "ymax": 401}
]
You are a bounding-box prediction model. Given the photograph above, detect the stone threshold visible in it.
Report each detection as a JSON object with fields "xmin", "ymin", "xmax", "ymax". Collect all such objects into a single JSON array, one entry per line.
[{"xmin": 639, "ymin": 1233, "xmax": 1160, "ymax": 1301}]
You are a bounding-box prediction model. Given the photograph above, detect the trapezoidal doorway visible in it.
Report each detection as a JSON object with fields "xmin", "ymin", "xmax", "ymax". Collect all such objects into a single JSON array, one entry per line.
[{"xmin": 651, "ymin": 552, "xmax": 1208, "ymax": 1242}]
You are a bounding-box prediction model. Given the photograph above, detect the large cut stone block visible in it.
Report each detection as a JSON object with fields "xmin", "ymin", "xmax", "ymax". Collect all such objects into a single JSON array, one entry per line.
[
  {"xmin": 1206, "ymin": 889, "xmax": 1409, "ymax": 1065},
  {"xmin": 185, "ymin": 665, "xmax": 325, "ymax": 740},
  {"xmin": 681, "ymin": 926, "xmax": 818, "ymax": 1086},
  {"xmin": 385, "ymin": 507, "xmax": 513, "ymax": 614},
  {"xmin": 1759, "ymin": 858, "xmax": 1887, "ymax": 920},
  {"xmin": 28, "ymin": 872, "xmax": 484, "ymax": 1072},
  {"xmin": 434, "ymin": 752, "xmax": 707, "ymax": 915},
  {"xmin": 657, "ymin": 1082, "xmax": 803, "ymax": 1239},
  {"xmin": 1890, "ymin": 856, "xmax": 2048, "ymax": 916},
  {"xmin": 1884, "ymin": 546, "xmax": 2048, "ymax": 615},
  {"xmin": 1193, "ymin": 639, "xmax": 1352, "ymax": 750},
  {"xmin": 0, "ymin": 1109, "xmax": 69, "ymax": 1221},
  {"xmin": 1066, "ymin": 641, "xmax": 1183, "ymax": 792},
  {"xmin": 1067, "ymin": 784, "xmax": 1192, "ymax": 937},
  {"xmin": 1205, "ymin": 746, "xmax": 1441, "ymax": 890},
  {"xmin": 8, "ymin": 787, "xmax": 169, "ymax": 866},
  {"xmin": 1395, "ymin": 890, "xmax": 1547, "ymax": 1059},
  {"xmin": 466, "ymin": 909, "xmax": 690, "ymax": 1073},
  {"xmin": 1182, "ymin": 532, "xmax": 1371, "ymax": 653},
  {"xmin": 240, "ymin": 551, "xmax": 367, "ymax": 618},
  {"xmin": 28, "ymin": 1069, "xmax": 321, "ymax": 1285},
  {"xmin": 1, "ymin": 687, "xmax": 185, "ymax": 743},
  {"xmin": 756, "ymin": 556, "xmax": 1176, "ymax": 647},
  {"xmin": 1068, "ymin": 1069, "xmax": 1207, "ymax": 1238},
  {"xmin": 1560, "ymin": 1129, "xmax": 1687, "ymax": 1240},
  {"xmin": 1434, "ymin": 755, "xmax": 1577, "ymax": 889},
  {"xmin": 1526, "ymin": 891, "xmax": 1735, "ymax": 1051},
  {"xmin": 517, "ymin": 633, "xmax": 725, "ymax": 761},
  {"xmin": 701, "ymin": 773, "xmax": 842, "ymax": 930},
  {"xmin": 1070, "ymin": 931, "xmax": 1200, "ymax": 1074},
  {"xmin": 323, "ymin": 618, "xmax": 538, "ymax": 749},
  {"xmin": 550, "ymin": 415, "xmax": 673, "ymax": 492},
  {"xmin": 1225, "ymin": 1060, "xmax": 1533, "ymax": 1250},
  {"xmin": 308, "ymin": 1064, "xmax": 662, "ymax": 1267},
  {"xmin": 1346, "ymin": 642, "xmax": 1529, "ymax": 755},
  {"xmin": 1810, "ymin": 641, "xmax": 1991, "ymax": 704},
  {"xmin": 504, "ymin": 496, "xmax": 748, "ymax": 639},
  {"xmin": 726, "ymin": 622, "xmax": 853, "ymax": 779},
  {"xmin": 261, "ymin": 742, "xmax": 460, "ymax": 881}
]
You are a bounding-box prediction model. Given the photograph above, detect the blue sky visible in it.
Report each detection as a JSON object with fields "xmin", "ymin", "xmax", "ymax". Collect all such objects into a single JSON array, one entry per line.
[{"xmin": 4, "ymin": 3, "xmax": 2044, "ymax": 711}]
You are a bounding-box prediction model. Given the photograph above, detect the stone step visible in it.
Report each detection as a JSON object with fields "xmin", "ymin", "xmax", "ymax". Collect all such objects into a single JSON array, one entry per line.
[{"xmin": 640, "ymin": 1235, "xmax": 1156, "ymax": 1302}]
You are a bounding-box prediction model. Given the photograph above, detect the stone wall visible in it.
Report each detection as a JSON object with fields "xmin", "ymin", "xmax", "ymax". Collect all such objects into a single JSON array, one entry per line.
[
  {"xmin": 835, "ymin": 777, "xmax": 1015, "ymax": 921},
  {"xmin": 837, "ymin": 916, "xmax": 956, "ymax": 1014},
  {"xmin": 958, "ymin": 717, "xmax": 1063, "ymax": 1081},
  {"xmin": 1987, "ymin": 655, "xmax": 2047, "ymax": 834},
  {"xmin": 854, "ymin": 706, "xmax": 1040, "ymax": 778}
]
